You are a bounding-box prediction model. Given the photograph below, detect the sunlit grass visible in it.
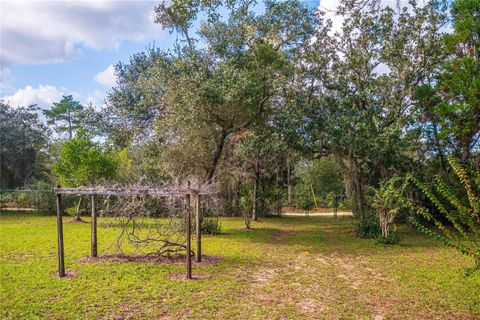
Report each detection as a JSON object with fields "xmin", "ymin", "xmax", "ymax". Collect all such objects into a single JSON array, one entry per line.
[{"xmin": 1, "ymin": 211, "xmax": 479, "ymax": 319}]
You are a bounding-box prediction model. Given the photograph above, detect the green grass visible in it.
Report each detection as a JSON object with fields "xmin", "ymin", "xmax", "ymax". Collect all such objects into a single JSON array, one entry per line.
[{"xmin": 1, "ymin": 211, "xmax": 479, "ymax": 319}]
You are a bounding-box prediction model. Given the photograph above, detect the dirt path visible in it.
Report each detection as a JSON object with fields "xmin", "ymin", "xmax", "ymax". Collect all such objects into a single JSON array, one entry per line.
[
  {"xmin": 229, "ymin": 221, "xmax": 475, "ymax": 320},
  {"xmin": 283, "ymin": 211, "xmax": 353, "ymax": 217}
]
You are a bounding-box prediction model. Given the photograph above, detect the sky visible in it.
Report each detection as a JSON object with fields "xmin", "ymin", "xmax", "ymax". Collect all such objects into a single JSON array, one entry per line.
[
  {"xmin": 0, "ymin": 0, "xmax": 177, "ymax": 109},
  {"xmin": 0, "ymin": 0, "xmax": 422, "ymax": 110}
]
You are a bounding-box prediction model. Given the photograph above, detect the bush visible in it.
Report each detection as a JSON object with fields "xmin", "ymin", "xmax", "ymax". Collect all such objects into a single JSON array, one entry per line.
[
  {"xmin": 0, "ymin": 181, "xmax": 55, "ymax": 213},
  {"xmin": 370, "ymin": 177, "xmax": 406, "ymax": 243},
  {"xmin": 405, "ymin": 156, "xmax": 480, "ymax": 275},
  {"xmin": 339, "ymin": 198, "xmax": 353, "ymax": 210},
  {"xmin": 375, "ymin": 225, "xmax": 400, "ymax": 244},
  {"xmin": 201, "ymin": 218, "xmax": 221, "ymax": 235},
  {"xmin": 355, "ymin": 216, "xmax": 381, "ymax": 239},
  {"xmin": 192, "ymin": 218, "xmax": 222, "ymax": 235}
]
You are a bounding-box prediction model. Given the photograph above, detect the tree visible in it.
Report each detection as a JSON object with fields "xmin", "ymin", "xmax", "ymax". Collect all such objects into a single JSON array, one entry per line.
[
  {"xmin": 292, "ymin": 0, "xmax": 446, "ymax": 219},
  {"xmin": 233, "ymin": 129, "xmax": 288, "ymax": 221},
  {"xmin": 416, "ymin": 0, "xmax": 480, "ymax": 162},
  {"xmin": 105, "ymin": 0, "xmax": 317, "ymax": 189},
  {"xmin": 54, "ymin": 129, "xmax": 117, "ymax": 221},
  {"xmin": 106, "ymin": 48, "xmax": 166, "ymax": 147},
  {"xmin": 0, "ymin": 102, "xmax": 49, "ymax": 188},
  {"xmin": 294, "ymin": 157, "xmax": 345, "ymax": 206},
  {"xmin": 43, "ymin": 95, "xmax": 84, "ymax": 139}
]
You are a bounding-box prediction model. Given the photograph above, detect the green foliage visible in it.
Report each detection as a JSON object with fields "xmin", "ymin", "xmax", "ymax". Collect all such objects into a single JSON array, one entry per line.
[
  {"xmin": 23, "ymin": 181, "xmax": 56, "ymax": 213},
  {"xmin": 370, "ymin": 177, "xmax": 407, "ymax": 243},
  {"xmin": 105, "ymin": 0, "xmax": 317, "ymax": 188},
  {"xmin": 0, "ymin": 102, "xmax": 49, "ymax": 189},
  {"xmin": 112, "ymin": 148, "xmax": 135, "ymax": 182},
  {"xmin": 288, "ymin": 0, "xmax": 447, "ymax": 218},
  {"xmin": 415, "ymin": 0, "xmax": 479, "ymax": 161},
  {"xmin": 190, "ymin": 217, "xmax": 222, "ymax": 235},
  {"xmin": 292, "ymin": 157, "xmax": 345, "ymax": 208},
  {"xmin": 300, "ymin": 197, "xmax": 314, "ymax": 211},
  {"xmin": 405, "ymin": 156, "xmax": 480, "ymax": 274},
  {"xmin": 53, "ymin": 129, "xmax": 117, "ymax": 187},
  {"xmin": 375, "ymin": 225, "xmax": 400, "ymax": 245},
  {"xmin": 355, "ymin": 215, "xmax": 381, "ymax": 239},
  {"xmin": 43, "ymin": 95, "xmax": 84, "ymax": 139},
  {"xmin": 200, "ymin": 218, "xmax": 221, "ymax": 235}
]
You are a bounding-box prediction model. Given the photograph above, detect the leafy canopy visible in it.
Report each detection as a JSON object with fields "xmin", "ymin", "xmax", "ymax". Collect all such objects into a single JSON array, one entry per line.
[
  {"xmin": 53, "ymin": 129, "xmax": 117, "ymax": 187},
  {"xmin": 0, "ymin": 102, "xmax": 49, "ymax": 188},
  {"xmin": 43, "ymin": 95, "xmax": 84, "ymax": 139}
]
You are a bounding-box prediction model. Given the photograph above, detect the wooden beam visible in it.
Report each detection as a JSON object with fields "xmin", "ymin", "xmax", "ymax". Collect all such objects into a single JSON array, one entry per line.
[
  {"xmin": 195, "ymin": 194, "xmax": 201, "ymax": 263},
  {"xmin": 56, "ymin": 190, "xmax": 65, "ymax": 277},
  {"xmin": 53, "ymin": 187, "xmax": 211, "ymax": 196},
  {"xmin": 185, "ymin": 193, "xmax": 192, "ymax": 279},
  {"xmin": 91, "ymin": 195, "xmax": 97, "ymax": 257}
]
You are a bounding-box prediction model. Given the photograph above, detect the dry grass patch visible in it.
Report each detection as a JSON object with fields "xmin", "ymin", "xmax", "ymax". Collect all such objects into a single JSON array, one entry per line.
[{"xmin": 77, "ymin": 254, "xmax": 222, "ymax": 265}]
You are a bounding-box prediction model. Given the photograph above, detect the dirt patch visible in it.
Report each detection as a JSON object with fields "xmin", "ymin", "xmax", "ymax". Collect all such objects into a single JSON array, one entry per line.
[
  {"xmin": 297, "ymin": 298, "xmax": 326, "ymax": 315},
  {"xmin": 50, "ymin": 269, "xmax": 79, "ymax": 278},
  {"xmin": 251, "ymin": 267, "xmax": 280, "ymax": 284},
  {"xmin": 114, "ymin": 301, "xmax": 145, "ymax": 320},
  {"xmin": 273, "ymin": 229, "xmax": 293, "ymax": 242},
  {"xmin": 77, "ymin": 254, "xmax": 222, "ymax": 265},
  {"xmin": 169, "ymin": 272, "xmax": 211, "ymax": 281},
  {"xmin": 66, "ymin": 218, "xmax": 88, "ymax": 224}
]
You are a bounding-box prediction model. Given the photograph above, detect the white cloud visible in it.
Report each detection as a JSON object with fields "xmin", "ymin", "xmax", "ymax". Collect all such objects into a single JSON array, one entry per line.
[
  {"xmin": 0, "ymin": 1, "xmax": 162, "ymax": 68},
  {"xmin": 1, "ymin": 85, "xmax": 107, "ymax": 109},
  {"xmin": 94, "ymin": 65, "xmax": 117, "ymax": 88},
  {"xmin": 1, "ymin": 84, "xmax": 64, "ymax": 109},
  {"xmin": 83, "ymin": 90, "xmax": 107, "ymax": 108}
]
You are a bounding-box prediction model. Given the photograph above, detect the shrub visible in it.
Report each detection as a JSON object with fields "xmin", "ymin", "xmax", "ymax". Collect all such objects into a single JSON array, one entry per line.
[
  {"xmin": 404, "ymin": 156, "xmax": 480, "ymax": 275},
  {"xmin": 192, "ymin": 218, "xmax": 221, "ymax": 235},
  {"xmin": 375, "ymin": 225, "xmax": 400, "ymax": 244},
  {"xmin": 355, "ymin": 215, "xmax": 381, "ymax": 239},
  {"xmin": 201, "ymin": 218, "xmax": 221, "ymax": 235},
  {"xmin": 370, "ymin": 177, "xmax": 406, "ymax": 244}
]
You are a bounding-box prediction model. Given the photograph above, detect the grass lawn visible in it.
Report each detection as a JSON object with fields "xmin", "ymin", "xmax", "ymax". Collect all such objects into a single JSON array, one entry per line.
[{"xmin": 1, "ymin": 211, "xmax": 479, "ymax": 319}]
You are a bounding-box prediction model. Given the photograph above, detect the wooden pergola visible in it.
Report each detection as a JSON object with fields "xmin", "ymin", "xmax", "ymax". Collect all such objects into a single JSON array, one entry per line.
[{"xmin": 53, "ymin": 185, "xmax": 211, "ymax": 280}]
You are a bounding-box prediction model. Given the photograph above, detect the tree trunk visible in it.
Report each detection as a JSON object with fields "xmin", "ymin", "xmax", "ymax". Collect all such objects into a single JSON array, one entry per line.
[
  {"xmin": 67, "ymin": 109, "xmax": 72, "ymax": 140},
  {"xmin": 205, "ymin": 130, "xmax": 229, "ymax": 183},
  {"xmin": 287, "ymin": 157, "xmax": 292, "ymax": 205},
  {"xmin": 243, "ymin": 209, "xmax": 251, "ymax": 229},
  {"xmin": 235, "ymin": 180, "xmax": 241, "ymax": 215},
  {"xmin": 252, "ymin": 157, "xmax": 260, "ymax": 221},
  {"xmin": 72, "ymin": 195, "xmax": 86, "ymax": 222},
  {"xmin": 352, "ymin": 165, "xmax": 366, "ymax": 221},
  {"xmin": 336, "ymin": 150, "xmax": 365, "ymax": 220},
  {"xmin": 252, "ymin": 178, "xmax": 258, "ymax": 222}
]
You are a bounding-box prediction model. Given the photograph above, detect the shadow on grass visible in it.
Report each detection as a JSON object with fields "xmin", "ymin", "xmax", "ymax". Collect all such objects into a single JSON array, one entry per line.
[{"xmin": 218, "ymin": 216, "xmax": 446, "ymax": 257}]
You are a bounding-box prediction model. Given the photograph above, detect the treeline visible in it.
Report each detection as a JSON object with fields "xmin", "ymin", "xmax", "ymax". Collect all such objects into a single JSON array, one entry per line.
[{"xmin": 1, "ymin": 0, "xmax": 478, "ymax": 224}]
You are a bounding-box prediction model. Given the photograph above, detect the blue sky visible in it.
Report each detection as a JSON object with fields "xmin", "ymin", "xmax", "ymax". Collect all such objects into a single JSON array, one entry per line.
[
  {"xmin": 0, "ymin": 0, "xmax": 346, "ymax": 110},
  {"xmin": 1, "ymin": 1, "xmax": 173, "ymax": 108}
]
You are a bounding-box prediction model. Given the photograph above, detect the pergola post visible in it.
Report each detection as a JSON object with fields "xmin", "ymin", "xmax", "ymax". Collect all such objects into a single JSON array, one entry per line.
[
  {"xmin": 52, "ymin": 185, "xmax": 210, "ymax": 280},
  {"xmin": 195, "ymin": 194, "xmax": 201, "ymax": 263},
  {"xmin": 185, "ymin": 192, "xmax": 192, "ymax": 279},
  {"xmin": 91, "ymin": 195, "xmax": 97, "ymax": 257},
  {"xmin": 55, "ymin": 187, "xmax": 65, "ymax": 277}
]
